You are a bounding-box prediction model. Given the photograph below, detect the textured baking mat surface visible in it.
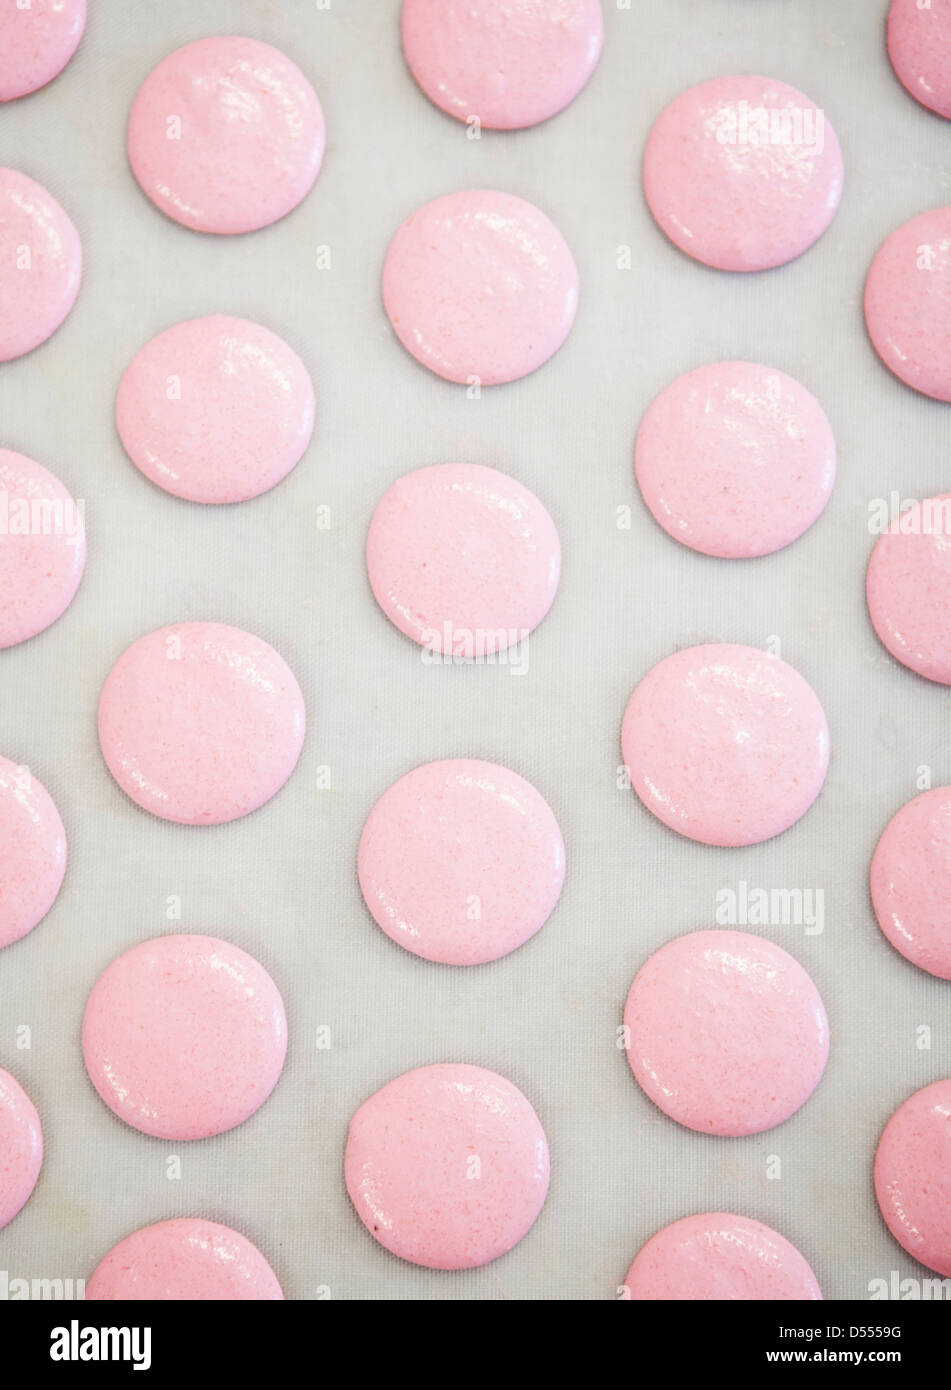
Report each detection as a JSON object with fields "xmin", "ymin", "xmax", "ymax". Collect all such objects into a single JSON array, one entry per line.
[{"xmin": 1, "ymin": 0, "xmax": 950, "ymax": 1302}]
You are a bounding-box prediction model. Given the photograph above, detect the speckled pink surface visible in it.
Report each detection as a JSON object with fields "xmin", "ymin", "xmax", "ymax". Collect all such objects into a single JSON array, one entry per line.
[
  {"xmin": 635, "ymin": 361, "xmax": 836, "ymax": 558},
  {"xmin": 871, "ymin": 788, "xmax": 951, "ymax": 982},
  {"xmin": 867, "ymin": 494, "xmax": 951, "ymax": 684},
  {"xmin": 875, "ymin": 1079, "xmax": 951, "ymax": 1277},
  {"xmin": 865, "ymin": 209, "xmax": 951, "ymax": 402},
  {"xmin": 0, "ymin": 0, "xmax": 85, "ymax": 101},
  {"xmin": 382, "ymin": 190, "xmax": 579, "ymax": 384},
  {"xmin": 624, "ymin": 930, "xmax": 829, "ymax": 1136},
  {"xmin": 367, "ymin": 463, "xmax": 561, "ymax": 653},
  {"xmin": 127, "ymin": 37, "xmax": 325, "ymax": 235},
  {"xmin": 86, "ymin": 1217, "xmax": 284, "ymax": 1300},
  {"xmin": 116, "ymin": 315, "xmax": 315, "ymax": 504},
  {"xmin": 0, "ymin": 1067, "xmax": 42, "ymax": 1230},
  {"xmin": 623, "ymin": 1212, "xmax": 822, "ymax": 1300},
  {"xmin": 0, "ymin": 448, "xmax": 86, "ymax": 648},
  {"xmin": 643, "ymin": 75, "xmax": 843, "ymax": 272},
  {"xmin": 0, "ymin": 754, "xmax": 66, "ymax": 951},
  {"xmin": 358, "ymin": 759, "xmax": 565, "ymax": 965},
  {"xmin": 345, "ymin": 1062, "xmax": 550, "ymax": 1269},
  {"xmin": 98, "ymin": 621, "xmax": 305, "ymax": 825},
  {"xmin": 82, "ymin": 934, "xmax": 287, "ymax": 1141},
  {"xmin": 402, "ymin": 0, "xmax": 603, "ymax": 130},
  {"xmin": 0, "ymin": 166, "xmax": 81, "ymax": 360},
  {"xmin": 621, "ymin": 643, "xmax": 829, "ymax": 846},
  {"xmin": 888, "ymin": 0, "xmax": 951, "ymax": 121}
]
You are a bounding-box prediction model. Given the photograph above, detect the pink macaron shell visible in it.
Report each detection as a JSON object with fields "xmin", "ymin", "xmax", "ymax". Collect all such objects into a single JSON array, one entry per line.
[
  {"xmin": 888, "ymin": 0, "xmax": 951, "ymax": 121},
  {"xmin": 358, "ymin": 759, "xmax": 565, "ymax": 965},
  {"xmin": 0, "ymin": 1067, "xmax": 42, "ymax": 1230},
  {"xmin": 624, "ymin": 930, "xmax": 829, "ymax": 1137},
  {"xmin": 867, "ymin": 495, "xmax": 951, "ymax": 684},
  {"xmin": 865, "ymin": 209, "xmax": 951, "ymax": 402},
  {"xmin": 127, "ymin": 37, "xmax": 325, "ymax": 235},
  {"xmin": 635, "ymin": 362, "xmax": 836, "ymax": 558},
  {"xmin": 624, "ymin": 1213, "xmax": 822, "ymax": 1300},
  {"xmin": 875, "ymin": 1079, "xmax": 951, "ymax": 1277},
  {"xmin": 871, "ymin": 787, "xmax": 951, "ymax": 981},
  {"xmin": 98, "ymin": 621, "xmax": 305, "ymax": 825},
  {"xmin": 367, "ymin": 463, "xmax": 561, "ymax": 654},
  {"xmin": 86, "ymin": 1218, "xmax": 284, "ymax": 1301},
  {"xmin": 345, "ymin": 1063, "xmax": 549, "ymax": 1269},
  {"xmin": 621, "ymin": 643, "xmax": 829, "ymax": 847},
  {"xmin": 0, "ymin": 755, "xmax": 66, "ymax": 951},
  {"xmin": 82, "ymin": 934, "xmax": 287, "ymax": 1142},
  {"xmin": 643, "ymin": 75, "xmax": 843, "ymax": 272},
  {"xmin": 0, "ymin": 167, "xmax": 81, "ymax": 361},
  {"xmin": 0, "ymin": 0, "xmax": 85, "ymax": 102},
  {"xmin": 401, "ymin": 0, "xmax": 603, "ymax": 130},
  {"xmin": 382, "ymin": 189, "xmax": 579, "ymax": 385},
  {"xmin": 116, "ymin": 316, "xmax": 315, "ymax": 504},
  {"xmin": 0, "ymin": 449, "xmax": 86, "ymax": 648}
]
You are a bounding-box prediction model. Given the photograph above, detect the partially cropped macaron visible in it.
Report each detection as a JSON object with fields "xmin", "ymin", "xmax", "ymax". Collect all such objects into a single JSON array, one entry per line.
[{"xmin": 86, "ymin": 1218, "xmax": 284, "ymax": 1300}]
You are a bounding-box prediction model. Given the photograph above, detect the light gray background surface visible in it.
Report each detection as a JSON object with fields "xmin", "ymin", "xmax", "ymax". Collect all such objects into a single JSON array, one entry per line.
[{"xmin": 1, "ymin": 0, "xmax": 950, "ymax": 1302}]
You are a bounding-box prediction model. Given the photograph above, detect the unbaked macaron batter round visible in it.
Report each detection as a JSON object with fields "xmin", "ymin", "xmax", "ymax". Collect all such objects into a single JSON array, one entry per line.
[
  {"xmin": 635, "ymin": 361, "xmax": 836, "ymax": 558},
  {"xmin": 402, "ymin": 0, "xmax": 604, "ymax": 130},
  {"xmin": 367, "ymin": 463, "xmax": 561, "ymax": 654},
  {"xmin": 643, "ymin": 75, "xmax": 843, "ymax": 272},
  {"xmin": 127, "ymin": 36, "xmax": 325, "ymax": 234},
  {"xmin": 871, "ymin": 787, "xmax": 951, "ymax": 981},
  {"xmin": 624, "ymin": 930, "xmax": 829, "ymax": 1136},
  {"xmin": 0, "ymin": 1067, "xmax": 42, "ymax": 1230},
  {"xmin": 867, "ymin": 494, "xmax": 951, "ymax": 684},
  {"xmin": 116, "ymin": 316, "xmax": 315, "ymax": 503},
  {"xmin": 82, "ymin": 934, "xmax": 287, "ymax": 1141},
  {"xmin": 875, "ymin": 1079, "xmax": 951, "ymax": 1277},
  {"xmin": 621, "ymin": 643, "xmax": 829, "ymax": 846},
  {"xmin": 623, "ymin": 1213, "xmax": 822, "ymax": 1300},
  {"xmin": 0, "ymin": 0, "xmax": 85, "ymax": 102},
  {"xmin": 382, "ymin": 190, "xmax": 578, "ymax": 384},
  {"xmin": 888, "ymin": 0, "xmax": 951, "ymax": 121},
  {"xmin": 345, "ymin": 1063, "xmax": 550, "ymax": 1268},
  {"xmin": 0, "ymin": 449, "xmax": 86, "ymax": 647},
  {"xmin": 0, "ymin": 754, "xmax": 66, "ymax": 951},
  {"xmin": 98, "ymin": 621, "xmax": 305, "ymax": 824},
  {"xmin": 865, "ymin": 209, "xmax": 951, "ymax": 401},
  {"xmin": 86, "ymin": 1218, "xmax": 284, "ymax": 1300},
  {"xmin": 0, "ymin": 167, "xmax": 81, "ymax": 360},
  {"xmin": 358, "ymin": 759, "xmax": 565, "ymax": 965}
]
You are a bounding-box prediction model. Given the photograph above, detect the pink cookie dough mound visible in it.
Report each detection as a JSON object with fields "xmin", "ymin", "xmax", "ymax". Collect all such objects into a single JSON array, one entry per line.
[
  {"xmin": 382, "ymin": 190, "xmax": 578, "ymax": 384},
  {"xmin": 643, "ymin": 75, "xmax": 843, "ymax": 271},
  {"xmin": 82, "ymin": 934, "xmax": 288, "ymax": 1141},
  {"xmin": 402, "ymin": 0, "xmax": 603, "ymax": 130},
  {"xmin": 127, "ymin": 37, "xmax": 325, "ymax": 234},
  {"xmin": 624, "ymin": 1213, "xmax": 822, "ymax": 1300},
  {"xmin": 86, "ymin": 1218, "xmax": 284, "ymax": 1300},
  {"xmin": 0, "ymin": 754, "xmax": 66, "ymax": 950},
  {"xmin": 0, "ymin": 449, "xmax": 86, "ymax": 648},
  {"xmin": 0, "ymin": 0, "xmax": 85, "ymax": 101},
  {"xmin": 345, "ymin": 1062, "xmax": 550, "ymax": 1268},
  {"xmin": 871, "ymin": 787, "xmax": 951, "ymax": 980},
  {"xmin": 623, "ymin": 930, "xmax": 829, "ymax": 1136},
  {"xmin": 366, "ymin": 462, "xmax": 561, "ymax": 655},
  {"xmin": 635, "ymin": 361, "xmax": 836, "ymax": 558},
  {"xmin": 116, "ymin": 315, "xmax": 315, "ymax": 504},
  {"xmin": 621, "ymin": 643, "xmax": 829, "ymax": 846},
  {"xmin": 358, "ymin": 758, "xmax": 565, "ymax": 965},
  {"xmin": 0, "ymin": 167, "xmax": 81, "ymax": 360},
  {"xmin": 875, "ymin": 1079, "xmax": 951, "ymax": 1277},
  {"xmin": 867, "ymin": 494, "xmax": 951, "ymax": 683},
  {"xmin": 0, "ymin": 1067, "xmax": 43, "ymax": 1230},
  {"xmin": 98, "ymin": 621, "xmax": 305, "ymax": 825},
  {"xmin": 888, "ymin": 0, "xmax": 951, "ymax": 121},
  {"xmin": 865, "ymin": 209, "xmax": 951, "ymax": 402}
]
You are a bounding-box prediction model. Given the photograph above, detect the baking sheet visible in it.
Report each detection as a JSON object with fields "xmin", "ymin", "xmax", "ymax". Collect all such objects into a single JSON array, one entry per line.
[{"xmin": 2, "ymin": 0, "xmax": 950, "ymax": 1302}]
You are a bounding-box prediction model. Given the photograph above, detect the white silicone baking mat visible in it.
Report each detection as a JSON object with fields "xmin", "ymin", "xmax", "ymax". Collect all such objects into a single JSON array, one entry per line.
[{"xmin": 2, "ymin": 0, "xmax": 950, "ymax": 1302}]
